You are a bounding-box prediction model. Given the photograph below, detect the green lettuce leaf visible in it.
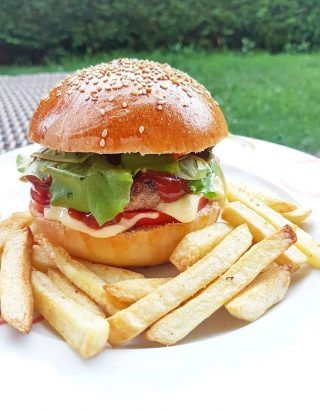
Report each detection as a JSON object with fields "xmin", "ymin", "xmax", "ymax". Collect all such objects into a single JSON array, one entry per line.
[
  {"xmin": 176, "ymin": 155, "xmax": 211, "ymax": 180},
  {"xmin": 188, "ymin": 175, "xmax": 217, "ymax": 199},
  {"xmin": 32, "ymin": 148, "xmax": 91, "ymax": 164},
  {"xmin": 16, "ymin": 154, "xmax": 51, "ymax": 181},
  {"xmin": 121, "ymin": 153, "xmax": 179, "ymax": 174},
  {"xmin": 45, "ymin": 156, "xmax": 132, "ymax": 226},
  {"xmin": 188, "ymin": 155, "xmax": 226, "ymax": 201}
]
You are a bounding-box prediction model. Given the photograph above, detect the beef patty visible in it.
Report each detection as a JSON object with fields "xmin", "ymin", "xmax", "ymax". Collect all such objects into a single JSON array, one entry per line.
[{"xmin": 124, "ymin": 178, "xmax": 161, "ymax": 211}]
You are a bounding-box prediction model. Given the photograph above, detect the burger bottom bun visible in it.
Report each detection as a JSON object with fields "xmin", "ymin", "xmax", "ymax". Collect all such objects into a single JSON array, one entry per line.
[{"xmin": 31, "ymin": 204, "xmax": 221, "ymax": 267}]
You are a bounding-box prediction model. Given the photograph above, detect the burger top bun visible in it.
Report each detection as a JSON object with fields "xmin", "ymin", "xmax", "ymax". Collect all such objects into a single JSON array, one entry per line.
[{"xmin": 29, "ymin": 58, "xmax": 228, "ymax": 154}]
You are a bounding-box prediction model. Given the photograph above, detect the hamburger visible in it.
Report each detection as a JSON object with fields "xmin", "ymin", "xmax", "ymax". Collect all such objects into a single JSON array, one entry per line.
[{"xmin": 17, "ymin": 58, "xmax": 228, "ymax": 266}]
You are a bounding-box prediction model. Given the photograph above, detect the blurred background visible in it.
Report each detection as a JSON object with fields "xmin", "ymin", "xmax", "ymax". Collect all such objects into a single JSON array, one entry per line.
[{"xmin": 0, "ymin": 0, "xmax": 319, "ymax": 154}]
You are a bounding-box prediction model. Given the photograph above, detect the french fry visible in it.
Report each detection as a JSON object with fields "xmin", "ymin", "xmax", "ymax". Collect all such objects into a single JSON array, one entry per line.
[
  {"xmin": 239, "ymin": 184, "xmax": 297, "ymax": 213},
  {"xmin": 227, "ymin": 182, "xmax": 320, "ymax": 268},
  {"xmin": 146, "ymin": 226, "xmax": 296, "ymax": 345},
  {"xmin": 282, "ymin": 208, "xmax": 312, "ymax": 225},
  {"xmin": 225, "ymin": 264, "xmax": 291, "ymax": 322},
  {"xmin": 108, "ymin": 224, "xmax": 253, "ymax": 346},
  {"xmin": 78, "ymin": 259, "xmax": 144, "ymax": 283},
  {"xmin": 32, "ymin": 244, "xmax": 55, "ymax": 272},
  {"xmin": 170, "ymin": 222, "xmax": 233, "ymax": 271},
  {"xmin": 31, "ymin": 270, "xmax": 109, "ymax": 358},
  {"xmin": 35, "ymin": 235, "xmax": 127, "ymax": 315},
  {"xmin": 104, "ymin": 278, "xmax": 172, "ymax": 305},
  {"xmin": 0, "ymin": 211, "xmax": 34, "ymax": 252},
  {"xmin": 0, "ymin": 228, "xmax": 33, "ymax": 333},
  {"xmin": 32, "ymin": 244, "xmax": 144, "ymax": 283},
  {"xmin": 222, "ymin": 201, "xmax": 306, "ymax": 271},
  {"xmin": 48, "ymin": 269, "xmax": 106, "ymax": 318}
]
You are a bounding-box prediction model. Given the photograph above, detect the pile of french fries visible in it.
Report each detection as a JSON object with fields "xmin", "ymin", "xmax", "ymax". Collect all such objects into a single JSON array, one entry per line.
[{"xmin": 0, "ymin": 181, "xmax": 319, "ymax": 357}]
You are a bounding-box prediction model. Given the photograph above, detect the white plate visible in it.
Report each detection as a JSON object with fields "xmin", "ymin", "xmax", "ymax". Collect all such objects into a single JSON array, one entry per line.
[{"xmin": 0, "ymin": 137, "xmax": 319, "ymax": 411}]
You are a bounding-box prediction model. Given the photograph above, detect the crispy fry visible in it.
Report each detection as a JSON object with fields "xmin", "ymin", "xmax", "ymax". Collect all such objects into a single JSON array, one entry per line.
[
  {"xmin": 0, "ymin": 228, "xmax": 33, "ymax": 333},
  {"xmin": 146, "ymin": 226, "xmax": 296, "ymax": 345},
  {"xmin": 0, "ymin": 211, "xmax": 34, "ymax": 252},
  {"xmin": 222, "ymin": 201, "xmax": 306, "ymax": 271},
  {"xmin": 31, "ymin": 270, "xmax": 109, "ymax": 358},
  {"xmin": 227, "ymin": 182, "xmax": 320, "ymax": 268},
  {"xmin": 239, "ymin": 184, "xmax": 297, "ymax": 212},
  {"xmin": 32, "ymin": 244, "xmax": 144, "ymax": 283},
  {"xmin": 108, "ymin": 224, "xmax": 253, "ymax": 346},
  {"xmin": 225, "ymin": 264, "xmax": 291, "ymax": 322},
  {"xmin": 78, "ymin": 259, "xmax": 144, "ymax": 283},
  {"xmin": 32, "ymin": 244, "xmax": 55, "ymax": 272},
  {"xmin": 104, "ymin": 278, "xmax": 172, "ymax": 305},
  {"xmin": 282, "ymin": 208, "xmax": 312, "ymax": 225},
  {"xmin": 35, "ymin": 235, "xmax": 127, "ymax": 315},
  {"xmin": 169, "ymin": 222, "xmax": 233, "ymax": 271},
  {"xmin": 48, "ymin": 269, "xmax": 106, "ymax": 318}
]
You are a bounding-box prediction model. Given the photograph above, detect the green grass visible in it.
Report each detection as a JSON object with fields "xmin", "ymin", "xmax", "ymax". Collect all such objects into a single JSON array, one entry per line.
[{"xmin": 1, "ymin": 51, "xmax": 319, "ymax": 154}]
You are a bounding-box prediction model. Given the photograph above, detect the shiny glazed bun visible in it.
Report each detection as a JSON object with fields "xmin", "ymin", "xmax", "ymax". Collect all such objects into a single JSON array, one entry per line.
[
  {"xmin": 31, "ymin": 204, "xmax": 221, "ymax": 267},
  {"xmin": 29, "ymin": 58, "xmax": 228, "ymax": 154}
]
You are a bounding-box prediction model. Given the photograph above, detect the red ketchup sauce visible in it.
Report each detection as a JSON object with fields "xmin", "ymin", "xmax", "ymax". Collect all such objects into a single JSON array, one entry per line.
[
  {"xmin": 68, "ymin": 208, "xmax": 178, "ymax": 230},
  {"xmin": 133, "ymin": 171, "xmax": 190, "ymax": 202},
  {"xmin": 28, "ymin": 171, "xmax": 208, "ymax": 230}
]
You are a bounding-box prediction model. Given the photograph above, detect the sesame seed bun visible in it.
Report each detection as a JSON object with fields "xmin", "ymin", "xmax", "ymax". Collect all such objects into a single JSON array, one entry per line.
[
  {"xmin": 29, "ymin": 58, "xmax": 228, "ymax": 154},
  {"xmin": 30, "ymin": 203, "xmax": 221, "ymax": 267}
]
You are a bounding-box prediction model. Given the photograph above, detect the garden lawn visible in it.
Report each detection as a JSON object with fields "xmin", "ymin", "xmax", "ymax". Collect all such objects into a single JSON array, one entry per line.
[{"xmin": 1, "ymin": 51, "xmax": 319, "ymax": 154}]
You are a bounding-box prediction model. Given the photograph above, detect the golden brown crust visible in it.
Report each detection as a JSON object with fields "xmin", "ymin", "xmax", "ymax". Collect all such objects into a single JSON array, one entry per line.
[
  {"xmin": 31, "ymin": 205, "xmax": 221, "ymax": 267},
  {"xmin": 29, "ymin": 59, "xmax": 228, "ymax": 154}
]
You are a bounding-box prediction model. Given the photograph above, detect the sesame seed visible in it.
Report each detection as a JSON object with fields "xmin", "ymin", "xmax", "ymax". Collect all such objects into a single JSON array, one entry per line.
[
  {"xmin": 122, "ymin": 101, "xmax": 128, "ymax": 108},
  {"xmin": 157, "ymin": 105, "xmax": 163, "ymax": 110},
  {"xmin": 99, "ymin": 139, "xmax": 106, "ymax": 147},
  {"xmin": 56, "ymin": 90, "xmax": 62, "ymax": 96},
  {"xmin": 50, "ymin": 58, "xmax": 210, "ymax": 113},
  {"xmin": 99, "ymin": 108, "xmax": 106, "ymax": 115},
  {"xmin": 138, "ymin": 125, "xmax": 145, "ymax": 134},
  {"xmin": 101, "ymin": 129, "xmax": 108, "ymax": 138}
]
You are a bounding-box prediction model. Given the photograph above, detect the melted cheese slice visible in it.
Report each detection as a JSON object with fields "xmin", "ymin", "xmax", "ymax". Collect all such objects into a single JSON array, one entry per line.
[
  {"xmin": 44, "ymin": 194, "xmax": 201, "ymax": 238},
  {"xmin": 155, "ymin": 194, "xmax": 200, "ymax": 223},
  {"xmin": 44, "ymin": 207, "xmax": 160, "ymax": 238}
]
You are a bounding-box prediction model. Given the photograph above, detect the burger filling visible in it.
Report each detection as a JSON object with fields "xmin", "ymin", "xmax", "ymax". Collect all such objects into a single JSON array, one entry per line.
[{"xmin": 16, "ymin": 148, "xmax": 225, "ymax": 238}]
